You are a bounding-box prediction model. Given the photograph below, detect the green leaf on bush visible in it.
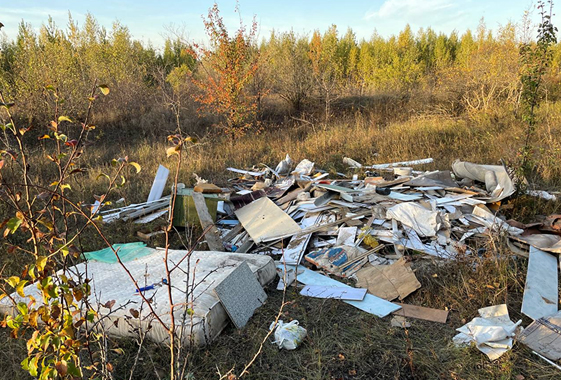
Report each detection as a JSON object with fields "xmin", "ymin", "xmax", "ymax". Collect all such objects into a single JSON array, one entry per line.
[
  {"xmin": 17, "ymin": 302, "xmax": 28, "ymax": 315},
  {"xmin": 6, "ymin": 217, "xmax": 22, "ymax": 234}
]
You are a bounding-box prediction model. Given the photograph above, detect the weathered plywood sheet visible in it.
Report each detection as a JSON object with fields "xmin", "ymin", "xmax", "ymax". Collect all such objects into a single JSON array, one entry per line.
[
  {"xmin": 519, "ymin": 312, "xmax": 561, "ymax": 361},
  {"xmin": 235, "ymin": 197, "xmax": 301, "ymax": 243}
]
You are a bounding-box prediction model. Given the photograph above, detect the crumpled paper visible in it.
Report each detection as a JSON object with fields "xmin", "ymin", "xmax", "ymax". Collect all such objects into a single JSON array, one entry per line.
[{"xmin": 453, "ymin": 304, "xmax": 522, "ymax": 360}]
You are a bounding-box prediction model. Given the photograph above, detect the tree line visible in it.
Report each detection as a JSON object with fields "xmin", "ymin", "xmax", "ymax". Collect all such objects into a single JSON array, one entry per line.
[{"xmin": 1, "ymin": 11, "xmax": 560, "ymax": 134}]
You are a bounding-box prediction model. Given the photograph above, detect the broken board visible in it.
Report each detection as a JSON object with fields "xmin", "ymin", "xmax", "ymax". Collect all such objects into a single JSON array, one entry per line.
[
  {"xmin": 521, "ymin": 246, "xmax": 558, "ymax": 320},
  {"xmin": 214, "ymin": 261, "xmax": 267, "ymax": 329},
  {"xmin": 282, "ymin": 212, "xmax": 322, "ymax": 265},
  {"xmin": 392, "ymin": 303, "xmax": 448, "ymax": 323}
]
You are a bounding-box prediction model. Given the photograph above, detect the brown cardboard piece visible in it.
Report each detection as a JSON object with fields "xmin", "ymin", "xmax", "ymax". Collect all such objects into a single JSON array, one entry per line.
[{"xmin": 355, "ymin": 258, "xmax": 421, "ymax": 301}]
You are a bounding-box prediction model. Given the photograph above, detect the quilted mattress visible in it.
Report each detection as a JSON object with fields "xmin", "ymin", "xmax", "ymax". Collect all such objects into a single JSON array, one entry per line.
[{"xmin": 1, "ymin": 250, "xmax": 276, "ymax": 346}]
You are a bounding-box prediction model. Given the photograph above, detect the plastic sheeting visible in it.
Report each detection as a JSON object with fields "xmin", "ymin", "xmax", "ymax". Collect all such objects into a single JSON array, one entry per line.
[
  {"xmin": 386, "ymin": 202, "xmax": 447, "ymax": 237},
  {"xmin": 82, "ymin": 242, "xmax": 153, "ymax": 263}
]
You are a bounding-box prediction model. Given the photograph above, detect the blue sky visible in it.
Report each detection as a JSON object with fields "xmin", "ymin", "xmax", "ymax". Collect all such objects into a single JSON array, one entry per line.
[{"xmin": 0, "ymin": 0, "xmax": 549, "ymax": 47}]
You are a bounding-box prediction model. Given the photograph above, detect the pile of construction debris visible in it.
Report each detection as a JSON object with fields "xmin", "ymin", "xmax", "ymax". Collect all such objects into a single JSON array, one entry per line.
[
  {"xmin": 89, "ymin": 155, "xmax": 561, "ymax": 364},
  {"xmin": 206, "ymin": 155, "xmax": 558, "ymax": 363}
]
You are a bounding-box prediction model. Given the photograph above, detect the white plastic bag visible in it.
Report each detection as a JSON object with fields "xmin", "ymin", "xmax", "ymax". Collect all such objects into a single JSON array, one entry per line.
[{"xmin": 270, "ymin": 320, "xmax": 307, "ymax": 350}]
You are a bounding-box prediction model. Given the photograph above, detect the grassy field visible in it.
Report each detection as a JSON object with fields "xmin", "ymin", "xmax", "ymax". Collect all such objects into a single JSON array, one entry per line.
[{"xmin": 2, "ymin": 95, "xmax": 561, "ymax": 379}]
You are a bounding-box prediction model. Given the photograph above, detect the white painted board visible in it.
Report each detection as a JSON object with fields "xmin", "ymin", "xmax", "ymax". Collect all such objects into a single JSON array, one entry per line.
[
  {"xmin": 522, "ymin": 246, "xmax": 559, "ymax": 320},
  {"xmin": 235, "ymin": 197, "xmax": 301, "ymax": 243},
  {"xmin": 147, "ymin": 165, "xmax": 169, "ymax": 202},
  {"xmin": 300, "ymin": 285, "xmax": 367, "ymax": 301}
]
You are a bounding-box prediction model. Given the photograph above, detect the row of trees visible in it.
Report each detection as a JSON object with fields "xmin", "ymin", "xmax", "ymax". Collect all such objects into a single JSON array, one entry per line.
[{"xmin": 1, "ymin": 10, "xmax": 561, "ymax": 134}]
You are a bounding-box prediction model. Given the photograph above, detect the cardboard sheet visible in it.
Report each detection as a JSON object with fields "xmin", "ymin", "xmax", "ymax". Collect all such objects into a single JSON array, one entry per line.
[
  {"xmin": 355, "ymin": 258, "xmax": 421, "ymax": 301},
  {"xmin": 392, "ymin": 303, "xmax": 448, "ymax": 323}
]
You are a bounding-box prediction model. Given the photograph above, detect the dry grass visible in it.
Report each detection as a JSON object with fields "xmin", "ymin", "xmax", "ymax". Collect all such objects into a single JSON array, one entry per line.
[{"xmin": 2, "ymin": 100, "xmax": 561, "ymax": 379}]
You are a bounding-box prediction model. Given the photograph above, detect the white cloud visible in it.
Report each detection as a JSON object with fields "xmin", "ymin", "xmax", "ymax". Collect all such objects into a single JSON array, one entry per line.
[{"xmin": 365, "ymin": 0, "xmax": 459, "ymax": 21}]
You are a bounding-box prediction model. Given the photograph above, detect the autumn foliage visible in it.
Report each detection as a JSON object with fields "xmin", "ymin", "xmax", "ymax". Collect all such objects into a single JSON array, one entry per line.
[{"xmin": 188, "ymin": 4, "xmax": 261, "ymax": 139}]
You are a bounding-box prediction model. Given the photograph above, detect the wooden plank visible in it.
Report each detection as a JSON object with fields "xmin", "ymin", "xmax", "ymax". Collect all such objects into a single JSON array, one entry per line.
[
  {"xmin": 121, "ymin": 200, "xmax": 171, "ymax": 221},
  {"xmin": 392, "ymin": 303, "xmax": 448, "ymax": 323},
  {"xmin": 222, "ymin": 223, "xmax": 244, "ymax": 243},
  {"xmin": 236, "ymin": 239, "xmax": 254, "ymax": 253},
  {"xmin": 192, "ymin": 192, "xmax": 224, "ymax": 251},
  {"xmin": 194, "ymin": 183, "xmax": 222, "ymax": 193},
  {"xmin": 275, "ymin": 188, "xmax": 304, "ymax": 205},
  {"xmin": 522, "ymin": 246, "xmax": 558, "ymax": 320}
]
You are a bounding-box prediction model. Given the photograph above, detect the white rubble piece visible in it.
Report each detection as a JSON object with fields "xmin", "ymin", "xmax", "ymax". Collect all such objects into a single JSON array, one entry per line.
[
  {"xmin": 453, "ymin": 304, "xmax": 522, "ymax": 360},
  {"xmin": 386, "ymin": 202, "xmax": 447, "ymax": 237}
]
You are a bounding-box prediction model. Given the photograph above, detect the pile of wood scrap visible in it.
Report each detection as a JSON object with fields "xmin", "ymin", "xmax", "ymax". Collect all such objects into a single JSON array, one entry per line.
[
  {"xmin": 92, "ymin": 164, "xmax": 171, "ymax": 224},
  {"xmin": 100, "ymin": 196, "xmax": 171, "ymax": 223}
]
